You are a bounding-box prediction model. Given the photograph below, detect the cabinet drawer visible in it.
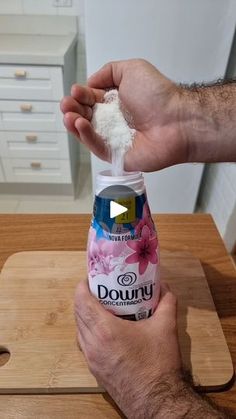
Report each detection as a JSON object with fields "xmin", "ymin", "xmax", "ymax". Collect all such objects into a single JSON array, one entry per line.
[
  {"xmin": 0, "ymin": 131, "xmax": 70, "ymax": 159},
  {"xmin": 0, "ymin": 101, "xmax": 65, "ymax": 132},
  {"xmin": 0, "ymin": 65, "xmax": 63, "ymax": 101},
  {"xmin": 0, "ymin": 160, "xmax": 5, "ymax": 182},
  {"xmin": 2, "ymin": 158, "xmax": 72, "ymax": 184}
]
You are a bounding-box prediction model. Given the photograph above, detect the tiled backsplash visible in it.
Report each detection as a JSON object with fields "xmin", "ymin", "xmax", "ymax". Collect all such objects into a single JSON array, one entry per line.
[{"xmin": 0, "ymin": 0, "xmax": 89, "ymax": 161}]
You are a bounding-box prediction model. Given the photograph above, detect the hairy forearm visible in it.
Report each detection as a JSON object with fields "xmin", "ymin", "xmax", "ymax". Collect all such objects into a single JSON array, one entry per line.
[
  {"xmin": 148, "ymin": 372, "xmax": 227, "ymax": 419},
  {"xmin": 180, "ymin": 80, "xmax": 236, "ymax": 163},
  {"xmin": 122, "ymin": 371, "xmax": 228, "ymax": 419}
]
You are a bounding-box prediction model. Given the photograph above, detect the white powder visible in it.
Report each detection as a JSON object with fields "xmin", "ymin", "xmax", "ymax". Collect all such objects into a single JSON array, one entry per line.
[{"xmin": 91, "ymin": 89, "xmax": 135, "ymax": 176}]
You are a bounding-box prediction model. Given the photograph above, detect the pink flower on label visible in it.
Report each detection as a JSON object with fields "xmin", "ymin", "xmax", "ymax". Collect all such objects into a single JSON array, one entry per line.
[
  {"xmin": 88, "ymin": 240, "xmax": 114, "ymax": 277},
  {"xmin": 125, "ymin": 225, "xmax": 158, "ymax": 275},
  {"xmin": 88, "ymin": 228, "xmax": 124, "ymax": 277},
  {"xmin": 135, "ymin": 202, "xmax": 155, "ymax": 238}
]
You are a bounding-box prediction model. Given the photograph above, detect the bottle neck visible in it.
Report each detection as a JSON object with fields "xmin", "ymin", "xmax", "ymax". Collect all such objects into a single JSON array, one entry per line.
[{"xmin": 95, "ymin": 170, "xmax": 145, "ymax": 196}]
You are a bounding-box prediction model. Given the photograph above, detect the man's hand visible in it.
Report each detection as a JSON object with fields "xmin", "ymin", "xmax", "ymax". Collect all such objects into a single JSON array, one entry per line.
[
  {"xmin": 75, "ymin": 281, "xmax": 229, "ymax": 418},
  {"xmin": 61, "ymin": 59, "xmax": 189, "ymax": 172},
  {"xmin": 75, "ymin": 280, "xmax": 182, "ymax": 417},
  {"xmin": 61, "ymin": 59, "xmax": 236, "ymax": 170}
]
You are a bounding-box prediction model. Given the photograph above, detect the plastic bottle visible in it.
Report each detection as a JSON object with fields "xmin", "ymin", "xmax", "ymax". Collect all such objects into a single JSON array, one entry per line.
[{"xmin": 87, "ymin": 170, "xmax": 160, "ymax": 321}]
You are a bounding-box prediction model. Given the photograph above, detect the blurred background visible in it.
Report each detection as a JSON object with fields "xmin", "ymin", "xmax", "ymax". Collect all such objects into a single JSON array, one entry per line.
[{"xmin": 0, "ymin": 0, "xmax": 235, "ymax": 256}]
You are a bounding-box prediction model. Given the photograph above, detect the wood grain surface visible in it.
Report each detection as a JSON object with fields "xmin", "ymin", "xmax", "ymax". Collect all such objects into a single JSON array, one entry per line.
[
  {"xmin": 0, "ymin": 214, "xmax": 235, "ymax": 417},
  {"xmin": 0, "ymin": 250, "xmax": 232, "ymax": 393}
]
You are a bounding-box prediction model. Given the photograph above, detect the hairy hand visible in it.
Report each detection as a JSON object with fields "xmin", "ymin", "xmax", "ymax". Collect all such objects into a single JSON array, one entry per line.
[
  {"xmin": 74, "ymin": 280, "xmax": 182, "ymax": 418},
  {"xmin": 61, "ymin": 59, "xmax": 189, "ymax": 172}
]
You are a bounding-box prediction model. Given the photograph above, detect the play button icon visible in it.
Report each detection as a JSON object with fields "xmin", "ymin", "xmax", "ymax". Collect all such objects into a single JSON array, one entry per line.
[
  {"xmin": 110, "ymin": 201, "xmax": 128, "ymax": 219},
  {"xmin": 94, "ymin": 184, "xmax": 138, "ymax": 230}
]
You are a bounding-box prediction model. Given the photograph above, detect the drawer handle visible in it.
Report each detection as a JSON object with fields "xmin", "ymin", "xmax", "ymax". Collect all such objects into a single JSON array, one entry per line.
[
  {"xmin": 20, "ymin": 104, "xmax": 32, "ymax": 112},
  {"xmin": 30, "ymin": 162, "xmax": 42, "ymax": 169},
  {"xmin": 14, "ymin": 70, "xmax": 27, "ymax": 78},
  {"xmin": 26, "ymin": 134, "xmax": 38, "ymax": 142}
]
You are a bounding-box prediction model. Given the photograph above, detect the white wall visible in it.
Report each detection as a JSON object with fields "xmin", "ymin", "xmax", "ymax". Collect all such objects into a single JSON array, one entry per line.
[
  {"xmin": 198, "ymin": 31, "xmax": 236, "ymax": 253},
  {"xmin": 0, "ymin": 0, "xmax": 89, "ymax": 161},
  {"xmin": 85, "ymin": 0, "xmax": 236, "ymax": 214}
]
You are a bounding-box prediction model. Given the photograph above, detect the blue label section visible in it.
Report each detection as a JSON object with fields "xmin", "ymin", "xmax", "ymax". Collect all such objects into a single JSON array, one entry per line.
[{"xmin": 92, "ymin": 193, "xmax": 147, "ymax": 236}]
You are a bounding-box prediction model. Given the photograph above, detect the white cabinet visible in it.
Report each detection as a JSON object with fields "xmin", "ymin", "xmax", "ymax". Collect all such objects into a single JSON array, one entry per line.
[
  {"xmin": 0, "ymin": 61, "xmax": 76, "ymax": 187},
  {"xmin": 0, "ymin": 132, "xmax": 69, "ymax": 159},
  {"xmin": 0, "ymin": 16, "xmax": 78, "ymax": 191},
  {"xmin": 2, "ymin": 158, "xmax": 71, "ymax": 184},
  {"xmin": 0, "ymin": 100, "xmax": 65, "ymax": 132},
  {"xmin": 0, "ymin": 65, "xmax": 63, "ymax": 101}
]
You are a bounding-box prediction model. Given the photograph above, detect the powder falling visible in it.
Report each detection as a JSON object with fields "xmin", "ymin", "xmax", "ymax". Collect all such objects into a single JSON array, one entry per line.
[{"xmin": 91, "ymin": 89, "xmax": 135, "ymax": 176}]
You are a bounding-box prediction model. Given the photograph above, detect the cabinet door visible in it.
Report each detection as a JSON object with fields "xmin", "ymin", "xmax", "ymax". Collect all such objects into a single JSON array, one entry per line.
[
  {"xmin": 0, "ymin": 65, "xmax": 63, "ymax": 101},
  {"xmin": 2, "ymin": 158, "xmax": 72, "ymax": 184},
  {"xmin": 0, "ymin": 101, "xmax": 65, "ymax": 132},
  {"xmin": 0, "ymin": 131, "xmax": 70, "ymax": 159}
]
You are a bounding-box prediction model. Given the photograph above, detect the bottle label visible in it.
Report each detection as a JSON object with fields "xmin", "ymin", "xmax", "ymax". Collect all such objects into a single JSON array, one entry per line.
[{"xmin": 88, "ymin": 194, "xmax": 160, "ymax": 320}]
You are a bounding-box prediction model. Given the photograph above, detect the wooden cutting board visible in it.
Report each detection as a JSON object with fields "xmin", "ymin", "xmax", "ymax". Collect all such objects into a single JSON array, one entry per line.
[{"xmin": 0, "ymin": 251, "xmax": 233, "ymax": 394}]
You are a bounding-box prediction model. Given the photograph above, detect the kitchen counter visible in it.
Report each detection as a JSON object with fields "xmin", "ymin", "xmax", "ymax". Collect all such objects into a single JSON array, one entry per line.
[
  {"xmin": 0, "ymin": 33, "xmax": 77, "ymax": 65},
  {"xmin": 0, "ymin": 214, "xmax": 235, "ymax": 418},
  {"xmin": 0, "ymin": 14, "xmax": 77, "ymax": 65}
]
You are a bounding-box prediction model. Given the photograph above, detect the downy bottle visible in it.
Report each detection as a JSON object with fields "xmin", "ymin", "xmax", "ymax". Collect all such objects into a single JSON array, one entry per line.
[{"xmin": 87, "ymin": 170, "xmax": 160, "ymax": 321}]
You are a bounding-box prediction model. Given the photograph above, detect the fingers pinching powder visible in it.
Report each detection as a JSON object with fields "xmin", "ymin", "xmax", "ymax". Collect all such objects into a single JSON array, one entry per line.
[{"xmin": 91, "ymin": 90, "xmax": 135, "ymax": 176}]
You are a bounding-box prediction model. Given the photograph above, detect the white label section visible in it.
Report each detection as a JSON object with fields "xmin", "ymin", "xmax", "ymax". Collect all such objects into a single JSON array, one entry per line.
[{"xmin": 89, "ymin": 262, "xmax": 160, "ymax": 318}]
